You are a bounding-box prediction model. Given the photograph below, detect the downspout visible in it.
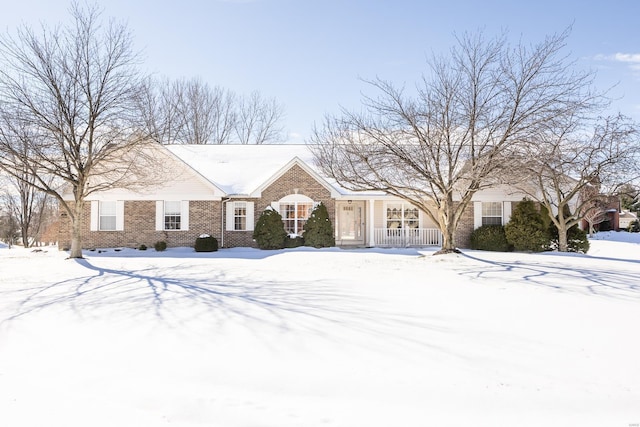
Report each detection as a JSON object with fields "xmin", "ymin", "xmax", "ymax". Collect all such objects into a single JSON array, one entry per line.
[{"xmin": 221, "ymin": 197, "xmax": 230, "ymax": 248}]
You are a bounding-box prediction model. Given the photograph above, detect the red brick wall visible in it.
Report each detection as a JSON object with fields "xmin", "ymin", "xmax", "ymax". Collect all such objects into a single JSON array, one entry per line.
[
  {"xmin": 59, "ymin": 200, "xmax": 222, "ymax": 250},
  {"xmin": 222, "ymin": 164, "xmax": 335, "ymax": 247}
]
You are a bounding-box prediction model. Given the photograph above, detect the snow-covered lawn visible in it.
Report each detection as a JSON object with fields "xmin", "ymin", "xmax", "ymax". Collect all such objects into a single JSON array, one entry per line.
[{"xmin": 1, "ymin": 232, "xmax": 639, "ymax": 427}]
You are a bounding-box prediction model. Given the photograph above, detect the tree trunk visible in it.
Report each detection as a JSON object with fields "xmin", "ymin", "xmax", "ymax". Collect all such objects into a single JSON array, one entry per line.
[
  {"xmin": 557, "ymin": 224, "xmax": 569, "ymax": 252},
  {"xmin": 68, "ymin": 200, "xmax": 85, "ymax": 258},
  {"xmin": 435, "ymin": 198, "xmax": 459, "ymax": 254}
]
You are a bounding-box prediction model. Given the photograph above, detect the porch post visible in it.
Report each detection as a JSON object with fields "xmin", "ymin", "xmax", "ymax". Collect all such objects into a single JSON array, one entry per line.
[{"xmin": 368, "ymin": 199, "xmax": 375, "ymax": 247}]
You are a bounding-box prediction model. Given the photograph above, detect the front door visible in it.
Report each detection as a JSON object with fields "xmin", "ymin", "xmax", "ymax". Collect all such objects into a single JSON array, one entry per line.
[{"xmin": 338, "ymin": 202, "xmax": 365, "ymax": 245}]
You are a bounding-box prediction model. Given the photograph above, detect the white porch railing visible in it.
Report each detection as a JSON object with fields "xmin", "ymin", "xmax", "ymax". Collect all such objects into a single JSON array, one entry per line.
[{"xmin": 374, "ymin": 228, "xmax": 442, "ymax": 247}]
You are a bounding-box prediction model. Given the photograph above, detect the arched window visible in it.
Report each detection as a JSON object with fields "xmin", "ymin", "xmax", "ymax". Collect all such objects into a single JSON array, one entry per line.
[{"xmin": 276, "ymin": 194, "xmax": 315, "ymax": 236}]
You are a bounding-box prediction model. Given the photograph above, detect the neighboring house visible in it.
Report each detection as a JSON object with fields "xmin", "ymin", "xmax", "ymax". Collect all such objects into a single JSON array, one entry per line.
[
  {"xmin": 58, "ymin": 144, "xmax": 533, "ymax": 250},
  {"xmin": 619, "ymin": 211, "xmax": 638, "ymax": 229}
]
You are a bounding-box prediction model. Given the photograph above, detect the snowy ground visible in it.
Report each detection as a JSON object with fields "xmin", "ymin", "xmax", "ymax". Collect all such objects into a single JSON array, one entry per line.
[{"xmin": 1, "ymin": 232, "xmax": 639, "ymax": 427}]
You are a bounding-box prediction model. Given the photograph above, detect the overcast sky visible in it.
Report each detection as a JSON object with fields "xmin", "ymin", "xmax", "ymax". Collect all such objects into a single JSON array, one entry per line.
[{"xmin": 2, "ymin": 0, "xmax": 639, "ymax": 142}]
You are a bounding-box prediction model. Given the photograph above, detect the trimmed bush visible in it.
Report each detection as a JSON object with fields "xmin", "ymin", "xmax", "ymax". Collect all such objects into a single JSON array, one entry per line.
[
  {"xmin": 195, "ymin": 234, "xmax": 218, "ymax": 252},
  {"xmin": 628, "ymin": 219, "xmax": 640, "ymax": 233},
  {"xmin": 154, "ymin": 240, "xmax": 167, "ymax": 252},
  {"xmin": 470, "ymin": 225, "xmax": 511, "ymax": 252},
  {"xmin": 303, "ymin": 202, "xmax": 335, "ymax": 248},
  {"xmin": 504, "ymin": 199, "xmax": 550, "ymax": 252},
  {"xmin": 253, "ymin": 207, "xmax": 288, "ymax": 249},
  {"xmin": 285, "ymin": 236, "xmax": 305, "ymax": 248},
  {"xmin": 138, "ymin": 244, "xmax": 147, "ymax": 251}
]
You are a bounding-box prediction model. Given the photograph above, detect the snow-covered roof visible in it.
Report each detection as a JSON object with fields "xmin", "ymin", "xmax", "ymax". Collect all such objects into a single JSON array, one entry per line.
[
  {"xmin": 165, "ymin": 144, "xmax": 385, "ymax": 197},
  {"xmin": 165, "ymin": 144, "xmax": 315, "ymax": 195}
]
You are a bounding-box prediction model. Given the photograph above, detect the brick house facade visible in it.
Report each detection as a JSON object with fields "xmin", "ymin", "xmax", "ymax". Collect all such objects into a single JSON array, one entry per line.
[{"xmin": 59, "ymin": 144, "xmax": 528, "ymax": 251}]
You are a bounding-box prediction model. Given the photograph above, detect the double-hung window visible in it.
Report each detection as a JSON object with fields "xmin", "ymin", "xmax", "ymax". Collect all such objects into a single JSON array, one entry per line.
[
  {"xmin": 90, "ymin": 200, "xmax": 124, "ymax": 231},
  {"xmin": 156, "ymin": 201, "xmax": 189, "ymax": 231},
  {"xmin": 164, "ymin": 201, "xmax": 182, "ymax": 230},
  {"xmin": 99, "ymin": 201, "xmax": 117, "ymax": 231},
  {"xmin": 225, "ymin": 201, "xmax": 255, "ymax": 231},
  {"xmin": 482, "ymin": 202, "xmax": 503, "ymax": 226}
]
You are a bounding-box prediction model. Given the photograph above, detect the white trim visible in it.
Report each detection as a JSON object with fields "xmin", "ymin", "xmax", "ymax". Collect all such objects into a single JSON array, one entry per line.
[
  {"xmin": 246, "ymin": 202, "xmax": 255, "ymax": 231},
  {"xmin": 368, "ymin": 199, "xmax": 375, "ymax": 246},
  {"xmin": 115, "ymin": 200, "xmax": 125, "ymax": 231},
  {"xmin": 473, "ymin": 201, "xmax": 482, "ymax": 229},
  {"xmin": 503, "ymin": 201, "xmax": 512, "ymax": 225},
  {"xmin": 181, "ymin": 200, "xmax": 190, "ymax": 231},
  {"xmin": 226, "ymin": 202, "xmax": 235, "ymax": 231},
  {"xmin": 279, "ymin": 193, "xmax": 314, "ymax": 203},
  {"xmin": 90, "ymin": 201, "xmax": 99, "ymax": 231},
  {"xmin": 155, "ymin": 201, "xmax": 164, "ymax": 231}
]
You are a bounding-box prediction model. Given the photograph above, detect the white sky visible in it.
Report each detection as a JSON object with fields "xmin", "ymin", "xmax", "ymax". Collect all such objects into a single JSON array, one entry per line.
[{"xmin": 1, "ymin": 0, "xmax": 639, "ymax": 142}]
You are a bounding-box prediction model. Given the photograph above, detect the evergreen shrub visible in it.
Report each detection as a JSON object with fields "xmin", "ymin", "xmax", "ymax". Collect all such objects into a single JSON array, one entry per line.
[
  {"xmin": 285, "ymin": 236, "xmax": 305, "ymax": 248},
  {"xmin": 154, "ymin": 240, "xmax": 167, "ymax": 251},
  {"xmin": 470, "ymin": 225, "xmax": 511, "ymax": 252},
  {"xmin": 253, "ymin": 208, "xmax": 288, "ymax": 249},
  {"xmin": 504, "ymin": 199, "xmax": 550, "ymax": 252},
  {"xmin": 195, "ymin": 234, "xmax": 218, "ymax": 252},
  {"xmin": 303, "ymin": 202, "xmax": 335, "ymax": 248},
  {"xmin": 628, "ymin": 219, "xmax": 640, "ymax": 233}
]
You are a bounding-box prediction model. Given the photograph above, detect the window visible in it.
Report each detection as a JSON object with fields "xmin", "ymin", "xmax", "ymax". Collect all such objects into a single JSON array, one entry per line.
[
  {"xmin": 225, "ymin": 201, "xmax": 254, "ymax": 231},
  {"xmin": 234, "ymin": 202, "xmax": 247, "ymax": 231},
  {"xmin": 386, "ymin": 203, "xmax": 420, "ymax": 230},
  {"xmin": 156, "ymin": 201, "xmax": 189, "ymax": 231},
  {"xmin": 99, "ymin": 201, "xmax": 116, "ymax": 231},
  {"xmin": 280, "ymin": 202, "xmax": 313, "ymax": 235},
  {"xmin": 164, "ymin": 201, "xmax": 182, "ymax": 230},
  {"xmin": 482, "ymin": 202, "xmax": 503, "ymax": 226}
]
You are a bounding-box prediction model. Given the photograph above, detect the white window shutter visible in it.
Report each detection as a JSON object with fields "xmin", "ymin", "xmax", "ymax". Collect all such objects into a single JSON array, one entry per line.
[
  {"xmin": 503, "ymin": 202, "xmax": 512, "ymax": 225},
  {"xmin": 226, "ymin": 202, "xmax": 234, "ymax": 231},
  {"xmin": 181, "ymin": 200, "xmax": 189, "ymax": 231},
  {"xmin": 246, "ymin": 202, "xmax": 255, "ymax": 231},
  {"xmin": 155, "ymin": 201, "xmax": 164, "ymax": 231},
  {"xmin": 473, "ymin": 201, "xmax": 483, "ymax": 229},
  {"xmin": 90, "ymin": 201, "xmax": 99, "ymax": 231},
  {"xmin": 115, "ymin": 201, "xmax": 125, "ymax": 231}
]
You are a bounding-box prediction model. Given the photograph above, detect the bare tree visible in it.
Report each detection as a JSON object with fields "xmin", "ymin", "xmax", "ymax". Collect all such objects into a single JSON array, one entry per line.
[
  {"xmin": 514, "ymin": 113, "xmax": 639, "ymax": 250},
  {"xmin": 0, "ymin": 3, "xmax": 160, "ymax": 258},
  {"xmin": 0, "ymin": 207, "xmax": 18, "ymax": 248},
  {"xmin": 2, "ymin": 167, "xmax": 52, "ymax": 248},
  {"xmin": 137, "ymin": 77, "xmax": 185, "ymax": 145},
  {"xmin": 179, "ymin": 78, "xmax": 236, "ymax": 145},
  {"xmin": 139, "ymin": 78, "xmax": 283, "ymax": 145},
  {"xmin": 311, "ymin": 30, "xmax": 599, "ymax": 253},
  {"xmin": 234, "ymin": 90, "xmax": 285, "ymax": 144}
]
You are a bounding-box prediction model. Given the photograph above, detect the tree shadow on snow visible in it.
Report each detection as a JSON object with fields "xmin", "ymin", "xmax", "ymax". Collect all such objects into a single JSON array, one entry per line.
[
  {"xmin": 0, "ymin": 257, "xmax": 464, "ymax": 361},
  {"xmin": 457, "ymin": 251, "xmax": 640, "ymax": 301}
]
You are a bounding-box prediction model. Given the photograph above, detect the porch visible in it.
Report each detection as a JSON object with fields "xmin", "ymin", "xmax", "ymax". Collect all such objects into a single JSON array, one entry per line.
[{"xmin": 373, "ymin": 228, "xmax": 442, "ymax": 247}]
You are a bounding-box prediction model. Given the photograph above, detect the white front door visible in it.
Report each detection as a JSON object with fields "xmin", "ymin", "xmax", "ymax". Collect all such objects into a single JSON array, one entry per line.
[{"xmin": 338, "ymin": 202, "xmax": 365, "ymax": 245}]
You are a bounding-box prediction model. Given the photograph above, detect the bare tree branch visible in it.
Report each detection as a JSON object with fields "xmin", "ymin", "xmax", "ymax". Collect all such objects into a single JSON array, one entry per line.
[{"xmin": 311, "ymin": 28, "xmax": 608, "ymax": 252}]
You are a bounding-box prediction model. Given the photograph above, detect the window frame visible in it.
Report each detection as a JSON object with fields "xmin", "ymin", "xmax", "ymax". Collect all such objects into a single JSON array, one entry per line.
[
  {"xmin": 98, "ymin": 201, "xmax": 117, "ymax": 231},
  {"xmin": 385, "ymin": 202, "xmax": 421, "ymax": 230},
  {"xmin": 156, "ymin": 200, "xmax": 189, "ymax": 232},
  {"xmin": 481, "ymin": 202, "xmax": 503, "ymax": 226},
  {"xmin": 163, "ymin": 201, "xmax": 182, "ymax": 230}
]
